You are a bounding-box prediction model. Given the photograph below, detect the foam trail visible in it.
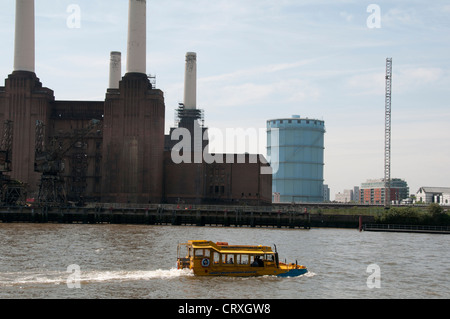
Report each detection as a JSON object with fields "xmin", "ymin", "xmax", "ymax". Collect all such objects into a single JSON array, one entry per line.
[
  {"xmin": 302, "ymin": 271, "xmax": 316, "ymax": 278},
  {"xmin": 82, "ymin": 268, "xmax": 194, "ymax": 283},
  {"xmin": 0, "ymin": 268, "xmax": 193, "ymax": 287}
]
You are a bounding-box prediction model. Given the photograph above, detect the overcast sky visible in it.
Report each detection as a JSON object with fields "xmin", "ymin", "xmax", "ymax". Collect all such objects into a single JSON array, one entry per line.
[{"xmin": 1, "ymin": 0, "xmax": 449, "ymax": 200}]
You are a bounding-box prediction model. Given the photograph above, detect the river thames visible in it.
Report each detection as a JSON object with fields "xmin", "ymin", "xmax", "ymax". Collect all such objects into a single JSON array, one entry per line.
[{"xmin": 0, "ymin": 223, "xmax": 448, "ymax": 299}]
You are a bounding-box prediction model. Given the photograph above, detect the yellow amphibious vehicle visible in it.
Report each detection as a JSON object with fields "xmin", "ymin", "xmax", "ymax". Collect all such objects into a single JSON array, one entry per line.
[{"xmin": 177, "ymin": 240, "xmax": 307, "ymax": 277}]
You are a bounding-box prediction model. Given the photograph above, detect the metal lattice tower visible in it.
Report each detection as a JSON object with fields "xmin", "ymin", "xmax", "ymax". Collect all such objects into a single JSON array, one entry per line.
[{"xmin": 384, "ymin": 58, "xmax": 392, "ymax": 207}]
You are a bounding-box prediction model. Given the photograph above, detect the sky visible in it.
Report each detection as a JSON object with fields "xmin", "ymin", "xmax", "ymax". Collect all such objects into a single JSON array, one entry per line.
[{"xmin": 0, "ymin": 0, "xmax": 449, "ymax": 200}]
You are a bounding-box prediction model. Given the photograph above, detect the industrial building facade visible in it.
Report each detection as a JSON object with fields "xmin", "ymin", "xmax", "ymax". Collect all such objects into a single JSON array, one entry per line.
[{"xmin": 0, "ymin": 0, "xmax": 272, "ymax": 206}]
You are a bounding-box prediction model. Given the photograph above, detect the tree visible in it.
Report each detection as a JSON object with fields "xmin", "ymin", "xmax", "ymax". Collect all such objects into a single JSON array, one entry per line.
[
  {"xmin": 428, "ymin": 203, "xmax": 443, "ymax": 216},
  {"xmin": 427, "ymin": 203, "xmax": 449, "ymax": 225}
]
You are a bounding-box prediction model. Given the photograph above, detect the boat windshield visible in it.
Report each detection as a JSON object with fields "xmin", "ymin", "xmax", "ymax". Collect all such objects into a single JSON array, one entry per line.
[{"xmin": 177, "ymin": 243, "xmax": 192, "ymax": 259}]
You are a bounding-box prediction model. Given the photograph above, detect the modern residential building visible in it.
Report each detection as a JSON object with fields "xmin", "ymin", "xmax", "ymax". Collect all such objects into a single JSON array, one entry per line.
[{"xmin": 360, "ymin": 178, "xmax": 409, "ymax": 205}]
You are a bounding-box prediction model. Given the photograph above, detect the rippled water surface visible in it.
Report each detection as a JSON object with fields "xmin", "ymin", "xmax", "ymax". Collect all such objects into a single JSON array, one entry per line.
[{"xmin": 0, "ymin": 223, "xmax": 448, "ymax": 299}]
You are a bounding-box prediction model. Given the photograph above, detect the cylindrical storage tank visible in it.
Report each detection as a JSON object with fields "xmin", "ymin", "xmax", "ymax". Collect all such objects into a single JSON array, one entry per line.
[{"xmin": 267, "ymin": 115, "xmax": 325, "ymax": 203}]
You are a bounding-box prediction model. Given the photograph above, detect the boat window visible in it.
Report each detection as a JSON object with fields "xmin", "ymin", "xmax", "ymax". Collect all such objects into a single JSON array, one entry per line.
[
  {"xmin": 221, "ymin": 254, "xmax": 234, "ymax": 265},
  {"xmin": 213, "ymin": 251, "xmax": 220, "ymax": 264},
  {"xmin": 250, "ymin": 255, "xmax": 264, "ymax": 267},
  {"xmin": 194, "ymin": 249, "xmax": 204, "ymax": 257},
  {"xmin": 239, "ymin": 254, "xmax": 249, "ymax": 265},
  {"xmin": 204, "ymin": 249, "xmax": 211, "ymax": 258}
]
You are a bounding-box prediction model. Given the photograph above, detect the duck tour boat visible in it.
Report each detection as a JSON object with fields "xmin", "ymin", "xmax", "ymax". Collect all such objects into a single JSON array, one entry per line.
[{"xmin": 177, "ymin": 240, "xmax": 308, "ymax": 277}]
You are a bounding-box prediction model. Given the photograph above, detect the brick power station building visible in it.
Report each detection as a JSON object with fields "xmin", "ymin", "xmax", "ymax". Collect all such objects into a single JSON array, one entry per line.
[{"xmin": 0, "ymin": 0, "xmax": 272, "ymax": 206}]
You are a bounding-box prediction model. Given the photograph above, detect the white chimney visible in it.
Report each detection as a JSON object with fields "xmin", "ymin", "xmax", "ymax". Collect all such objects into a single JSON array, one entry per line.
[
  {"xmin": 126, "ymin": 0, "xmax": 146, "ymax": 75},
  {"xmin": 183, "ymin": 52, "xmax": 197, "ymax": 110},
  {"xmin": 109, "ymin": 51, "xmax": 121, "ymax": 89},
  {"xmin": 13, "ymin": 0, "xmax": 35, "ymax": 73}
]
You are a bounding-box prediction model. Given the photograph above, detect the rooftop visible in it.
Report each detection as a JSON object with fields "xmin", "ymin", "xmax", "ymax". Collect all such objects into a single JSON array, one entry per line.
[{"xmin": 417, "ymin": 187, "xmax": 450, "ymax": 194}]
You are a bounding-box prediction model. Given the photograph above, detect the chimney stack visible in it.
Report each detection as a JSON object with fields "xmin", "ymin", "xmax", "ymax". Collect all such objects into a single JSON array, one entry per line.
[
  {"xmin": 126, "ymin": 0, "xmax": 146, "ymax": 75},
  {"xmin": 184, "ymin": 52, "xmax": 197, "ymax": 110},
  {"xmin": 13, "ymin": 0, "xmax": 35, "ymax": 73},
  {"xmin": 109, "ymin": 51, "xmax": 121, "ymax": 89}
]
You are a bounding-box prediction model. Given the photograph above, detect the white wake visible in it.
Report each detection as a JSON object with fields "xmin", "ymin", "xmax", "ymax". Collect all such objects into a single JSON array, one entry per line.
[{"xmin": 0, "ymin": 268, "xmax": 194, "ymax": 287}]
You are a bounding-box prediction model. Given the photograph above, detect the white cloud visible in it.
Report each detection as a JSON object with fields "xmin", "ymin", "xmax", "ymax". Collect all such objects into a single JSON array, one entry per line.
[
  {"xmin": 346, "ymin": 71, "xmax": 385, "ymax": 96},
  {"xmin": 199, "ymin": 58, "xmax": 321, "ymax": 84},
  {"xmin": 397, "ymin": 67, "xmax": 444, "ymax": 87},
  {"xmin": 339, "ymin": 11, "xmax": 354, "ymax": 22},
  {"xmin": 345, "ymin": 66, "xmax": 445, "ymax": 96},
  {"xmin": 382, "ymin": 7, "xmax": 421, "ymax": 27},
  {"xmin": 199, "ymin": 77, "xmax": 320, "ymax": 110}
]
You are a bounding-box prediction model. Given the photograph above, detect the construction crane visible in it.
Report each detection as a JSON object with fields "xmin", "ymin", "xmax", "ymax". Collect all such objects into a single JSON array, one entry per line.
[
  {"xmin": 34, "ymin": 119, "xmax": 101, "ymax": 206},
  {"xmin": 0, "ymin": 120, "xmax": 26, "ymax": 206},
  {"xmin": 0, "ymin": 120, "xmax": 12, "ymax": 173},
  {"xmin": 384, "ymin": 58, "xmax": 392, "ymax": 208}
]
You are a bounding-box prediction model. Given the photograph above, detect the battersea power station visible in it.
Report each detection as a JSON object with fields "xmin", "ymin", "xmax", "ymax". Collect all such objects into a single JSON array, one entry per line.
[{"xmin": 0, "ymin": 0, "xmax": 272, "ymax": 206}]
